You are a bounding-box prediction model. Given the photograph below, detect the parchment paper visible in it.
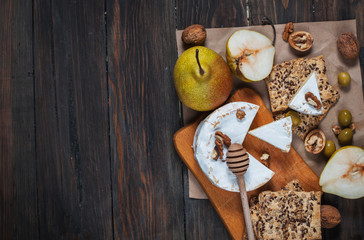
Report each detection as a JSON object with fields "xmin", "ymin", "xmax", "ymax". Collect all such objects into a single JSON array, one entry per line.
[{"xmin": 176, "ymin": 20, "xmax": 364, "ymax": 199}]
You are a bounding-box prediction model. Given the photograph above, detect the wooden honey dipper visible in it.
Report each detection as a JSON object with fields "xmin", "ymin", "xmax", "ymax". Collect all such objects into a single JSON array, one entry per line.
[{"xmin": 226, "ymin": 143, "xmax": 255, "ymax": 240}]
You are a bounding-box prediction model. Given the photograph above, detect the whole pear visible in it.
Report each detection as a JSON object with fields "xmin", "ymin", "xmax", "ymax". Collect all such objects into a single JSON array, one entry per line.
[{"xmin": 173, "ymin": 46, "xmax": 233, "ymax": 111}]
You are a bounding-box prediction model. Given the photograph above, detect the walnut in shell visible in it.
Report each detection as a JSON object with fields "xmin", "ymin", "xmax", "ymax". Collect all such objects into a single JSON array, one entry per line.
[
  {"xmin": 321, "ymin": 205, "xmax": 341, "ymax": 229},
  {"xmin": 337, "ymin": 32, "xmax": 359, "ymax": 59},
  {"xmin": 182, "ymin": 24, "xmax": 207, "ymax": 46}
]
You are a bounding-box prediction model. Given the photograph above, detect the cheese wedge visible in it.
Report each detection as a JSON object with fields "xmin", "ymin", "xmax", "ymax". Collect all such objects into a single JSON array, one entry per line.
[
  {"xmin": 193, "ymin": 102, "xmax": 275, "ymax": 192},
  {"xmin": 288, "ymin": 72, "xmax": 324, "ymax": 116},
  {"xmin": 248, "ymin": 117, "xmax": 292, "ymax": 152}
]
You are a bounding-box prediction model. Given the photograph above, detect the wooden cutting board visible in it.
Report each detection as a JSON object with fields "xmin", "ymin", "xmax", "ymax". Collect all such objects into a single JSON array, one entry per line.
[{"xmin": 173, "ymin": 88, "xmax": 321, "ymax": 239}]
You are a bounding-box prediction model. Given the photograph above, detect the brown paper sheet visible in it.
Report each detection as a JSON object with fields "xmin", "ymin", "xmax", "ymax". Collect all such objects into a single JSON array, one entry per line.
[{"xmin": 176, "ymin": 20, "xmax": 364, "ymax": 199}]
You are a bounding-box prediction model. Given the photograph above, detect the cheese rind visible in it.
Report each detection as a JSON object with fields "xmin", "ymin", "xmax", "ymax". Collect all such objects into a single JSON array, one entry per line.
[
  {"xmin": 248, "ymin": 117, "xmax": 292, "ymax": 152},
  {"xmin": 193, "ymin": 102, "xmax": 275, "ymax": 192},
  {"xmin": 288, "ymin": 72, "xmax": 324, "ymax": 116}
]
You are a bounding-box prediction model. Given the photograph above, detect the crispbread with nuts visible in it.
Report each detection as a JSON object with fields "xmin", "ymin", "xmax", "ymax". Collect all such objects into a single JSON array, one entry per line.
[
  {"xmin": 265, "ymin": 55, "xmax": 340, "ymax": 139},
  {"xmin": 249, "ymin": 180, "xmax": 322, "ymax": 240}
]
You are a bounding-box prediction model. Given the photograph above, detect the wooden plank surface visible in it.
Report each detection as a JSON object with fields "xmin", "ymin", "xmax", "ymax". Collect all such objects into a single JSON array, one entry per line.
[
  {"xmin": 311, "ymin": 2, "xmax": 364, "ymax": 239},
  {"xmin": 174, "ymin": 88, "xmax": 321, "ymax": 239},
  {"xmin": 106, "ymin": 0, "xmax": 185, "ymax": 239},
  {"xmin": 248, "ymin": 2, "xmax": 364, "ymax": 239},
  {"xmin": 0, "ymin": 0, "xmax": 38, "ymax": 239},
  {"xmin": 33, "ymin": 0, "xmax": 112, "ymax": 239},
  {"xmin": 176, "ymin": 1, "xmax": 247, "ymax": 239},
  {"xmin": 0, "ymin": 0, "xmax": 363, "ymax": 239},
  {"xmin": 177, "ymin": 1, "xmax": 364, "ymax": 240}
]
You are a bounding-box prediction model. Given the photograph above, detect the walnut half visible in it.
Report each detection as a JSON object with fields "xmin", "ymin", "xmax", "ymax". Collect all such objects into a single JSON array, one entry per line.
[
  {"xmin": 212, "ymin": 131, "xmax": 231, "ymax": 161},
  {"xmin": 288, "ymin": 31, "xmax": 313, "ymax": 52},
  {"xmin": 304, "ymin": 129, "xmax": 326, "ymax": 154},
  {"xmin": 236, "ymin": 109, "xmax": 246, "ymax": 120},
  {"xmin": 305, "ymin": 91, "xmax": 322, "ymax": 109},
  {"xmin": 282, "ymin": 22, "xmax": 294, "ymax": 42}
]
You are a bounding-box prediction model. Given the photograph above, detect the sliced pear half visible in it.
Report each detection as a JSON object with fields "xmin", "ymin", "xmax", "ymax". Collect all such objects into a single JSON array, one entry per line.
[
  {"xmin": 319, "ymin": 146, "xmax": 364, "ymax": 199},
  {"xmin": 226, "ymin": 30, "xmax": 275, "ymax": 82}
]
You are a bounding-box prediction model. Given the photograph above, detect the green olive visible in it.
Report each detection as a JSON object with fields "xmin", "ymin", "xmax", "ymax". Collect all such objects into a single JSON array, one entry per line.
[
  {"xmin": 323, "ymin": 140, "xmax": 336, "ymax": 158},
  {"xmin": 338, "ymin": 109, "xmax": 352, "ymax": 127},
  {"xmin": 338, "ymin": 128, "xmax": 353, "ymax": 146},
  {"xmin": 338, "ymin": 72, "xmax": 351, "ymax": 87},
  {"xmin": 285, "ymin": 111, "xmax": 301, "ymax": 127}
]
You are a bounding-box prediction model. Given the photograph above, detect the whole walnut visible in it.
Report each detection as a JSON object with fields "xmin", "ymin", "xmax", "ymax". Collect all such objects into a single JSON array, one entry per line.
[
  {"xmin": 321, "ymin": 205, "xmax": 341, "ymax": 229},
  {"xmin": 337, "ymin": 32, "xmax": 359, "ymax": 59},
  {"xmin": 182, "ymin": 24, "xmax": 207, "ymax": 46}
]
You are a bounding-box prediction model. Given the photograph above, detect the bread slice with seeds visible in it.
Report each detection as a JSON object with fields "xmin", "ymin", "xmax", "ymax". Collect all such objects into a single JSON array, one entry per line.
[
  {"xmin": 265, "ymin": 55, "xmax": 340, "ymax": 139},
  {"xmin": 249, "ymin": 180, "xmax": 322, "ymax": 239}
]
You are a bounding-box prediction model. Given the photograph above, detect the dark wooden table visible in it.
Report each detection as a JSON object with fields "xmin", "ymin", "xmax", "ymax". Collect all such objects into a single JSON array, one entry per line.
[{"xmin": 1, "ymin": 0, "xmax": 363, "ymax": 239}]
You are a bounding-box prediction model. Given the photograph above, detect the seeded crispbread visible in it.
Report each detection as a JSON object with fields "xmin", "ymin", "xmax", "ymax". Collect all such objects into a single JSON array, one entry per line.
[
  {"xmin": 249, "ymin": 180, "xmax": 322, "ymax": 240},
  {"xmin": 281, "ymin": 179, "xmax": 304, "ymax": 191},
  {"xmin": 273, "ymin": 83, "xmax": 340, "ymax": 139},
  {"xmin": 265, "ymin": 55, "xmax": 340, "ymax": 139}
]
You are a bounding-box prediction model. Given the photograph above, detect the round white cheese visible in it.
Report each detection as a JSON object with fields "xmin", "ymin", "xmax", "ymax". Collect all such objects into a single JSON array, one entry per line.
[{"xmin": 193, "ymin": 102, "xmax": 275, "ymax": 192}]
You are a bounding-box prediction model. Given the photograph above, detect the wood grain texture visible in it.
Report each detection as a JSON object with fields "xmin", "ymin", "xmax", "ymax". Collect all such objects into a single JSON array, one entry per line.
[
  {"xmin": 0, "ymin": 0, "xmax": 38, "ymax": 239},
  {"xmin": 176, "ymin": 0, "xmax": 248, "ymax": 29},
  {"xmin": 176, "ymin": 1, "xmax": 247, "ymax": 239},
  {"xmin": 249, "ymin": 0, "xmax": 313, "ymax": 25},
  {"xmin": 0, "ymin": 0, "xmax": 363, "ymax": 239},
  {"xmin": 34, "ymin": 0, "xmax": 112, "ymax": 239},
  {"xmin": 309, "ymin": 1, "xmax": 364, "ymax": 239},
  {"xmin": 248, "ymin": 1, "xmax": 364, "ymax": 239},
  {"xmin": 174, "ymin": 88, "xmax": 321, "ymax": 239},
  {"xmin": 176, "ymin": 0, "xmax": 248, "ymax": 239},
  {"xmin": 107, "ymin": 0, "xmax": 185, "ymax": 239},
  {"xmin": 314, "ymin": 0, "xmax": 364, "ymax": 94}
]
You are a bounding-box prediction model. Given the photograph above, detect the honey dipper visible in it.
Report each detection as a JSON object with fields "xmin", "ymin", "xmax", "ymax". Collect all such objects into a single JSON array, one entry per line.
[{"xmin": 226, "ymin": 143, "xmax": 255, "ymax": 240}]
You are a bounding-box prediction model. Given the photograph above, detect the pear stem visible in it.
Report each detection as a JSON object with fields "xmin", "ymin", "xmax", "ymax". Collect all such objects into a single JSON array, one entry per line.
[{"xmin": 195, "ymin": 49, "xmax": 205, "ymax": 75}]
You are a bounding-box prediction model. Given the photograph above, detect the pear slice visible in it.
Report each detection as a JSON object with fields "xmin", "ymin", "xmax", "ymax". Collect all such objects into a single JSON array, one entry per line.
[
  {"xmin": 226, "ymin": 30, "xmax": 275, "ymax": 82},
  {"xmin": 248, "ymin": 117, "xmax": 292, "ymax": 152},
  {"xmin": 319, "ymin": 146, "xmax": 364, "ymax": 199},
  {"xmin": 288, "ymin": 72, "xmax": 324, "ymax": 116}
]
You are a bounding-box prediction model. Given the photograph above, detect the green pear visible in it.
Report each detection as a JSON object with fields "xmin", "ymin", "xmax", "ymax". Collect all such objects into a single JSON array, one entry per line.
[
  {"xmin": 173, "ymin": 46, "xmax": 233, "ymax": 111},
  {"xmin": 226, "ymin": 30, "xmax": 275, "ymax": 82}
]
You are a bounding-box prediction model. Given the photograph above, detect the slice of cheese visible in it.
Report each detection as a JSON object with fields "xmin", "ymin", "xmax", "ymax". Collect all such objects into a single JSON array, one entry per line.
[
  {"xmin": 288, "ymin": 72, "xmax": 324, "ymax": 116},
  {"xmin": 248, "ymin": 117, "xmax": 292, "ymax": 152},
  {"xmin": 193, "ymin": 102, "xmax": 275, "ymax": 192}
]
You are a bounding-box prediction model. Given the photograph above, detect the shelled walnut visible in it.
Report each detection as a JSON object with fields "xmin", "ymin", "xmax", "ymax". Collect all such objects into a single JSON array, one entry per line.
[
  {"xmin": 350, "ymin": 122, "xmax": 356, "ymax": 132},
  {"xmin": 305, "ymin": 92, "xmax": 322, "ymax": 109},
  {"xmin": 282, "ymin": 22, "xmax": 294, "ymax": 42},
  {"xmin": 212, "ymin": 131, "xmax": 231, "ymax": 161},
  {"xmin": 236, "ymin": 109, "xmax": 246, "ymax": 120},
  {"xmin": 260, "ymin": 153, "xmax": 270, "ymax": 167},
  {"xmin": 332, "ymin": 125, "xmax": 341, "ymax": 135}
]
